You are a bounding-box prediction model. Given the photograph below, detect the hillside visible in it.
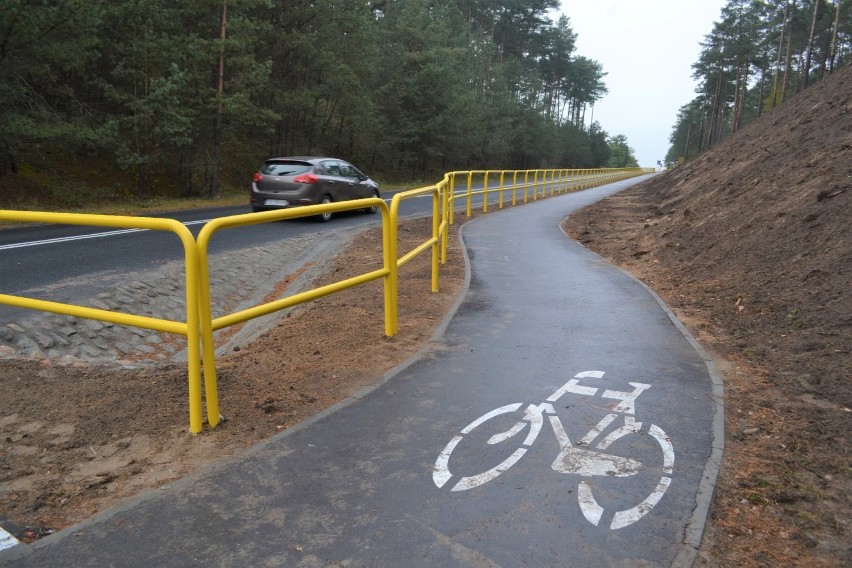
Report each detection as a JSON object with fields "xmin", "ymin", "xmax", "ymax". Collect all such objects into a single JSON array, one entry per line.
[{"xmin": 565, "ymin": 65, "xmax": 851, "ymax": 566}]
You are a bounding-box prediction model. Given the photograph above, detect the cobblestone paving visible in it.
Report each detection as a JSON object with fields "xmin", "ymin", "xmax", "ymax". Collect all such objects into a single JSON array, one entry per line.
[{"xmin": 0, "ymin": 232, "xmax": 344, "ymax": 368}]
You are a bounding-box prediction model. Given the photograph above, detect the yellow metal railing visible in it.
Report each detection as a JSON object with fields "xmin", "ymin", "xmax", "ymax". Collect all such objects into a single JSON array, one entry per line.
[
  {"xmin": 446, "ymin": 167, "xmax": 648, "ymax": 225},
  {"xmin": 0, "ymin": 210, "xmax": 206, "ymax": 433},
  {"xmin": 194, "ymin": 198, "xmax": 392, "ymax": 429},
  {"xmin": 0, "ymin": 167, "xmax": 651, "ymax": 433},
  {"xmin": 387, "ymin": 184, "xmax": 446, "ymax": 334}
]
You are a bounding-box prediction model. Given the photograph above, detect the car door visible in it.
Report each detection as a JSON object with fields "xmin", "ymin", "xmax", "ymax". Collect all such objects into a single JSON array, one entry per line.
[
  {"xmin": 339, "ymin": 161, "xmax": 371, "ymax": 199},
  {"xmin": 318, "ymin": 160, "xmax": 352, "ymax": 201}
]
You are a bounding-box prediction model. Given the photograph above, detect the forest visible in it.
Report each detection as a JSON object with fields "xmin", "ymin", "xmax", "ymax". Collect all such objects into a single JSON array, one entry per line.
[
  {"xmin": 0, "ymin": 0, "xmax": 641, "ymax": 203},
  {"xmin": 666, "ymin": 0, "xmax": 851, "ymax": 164}
]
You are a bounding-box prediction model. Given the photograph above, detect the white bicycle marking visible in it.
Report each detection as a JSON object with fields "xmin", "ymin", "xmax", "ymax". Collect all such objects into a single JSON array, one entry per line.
[
  {"xmin": 650, "ymin": 424, "xmax": 675, "ymax": 474},
  {"xmin": 0, "ymin": 527, "xmax": 18, "ymax": 551},
  {"xmin": 433, "ymin": 371, "xmax": 675, "ymax": 529},
  {"xmin": 578, "ymin": 413, "xmax": 618, "ymax": 446}
]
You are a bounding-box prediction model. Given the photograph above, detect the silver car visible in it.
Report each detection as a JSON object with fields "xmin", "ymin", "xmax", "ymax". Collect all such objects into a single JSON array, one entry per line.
[{"xmin": 250, "ymin": 156, "xmax": 381, "ymax": 222}]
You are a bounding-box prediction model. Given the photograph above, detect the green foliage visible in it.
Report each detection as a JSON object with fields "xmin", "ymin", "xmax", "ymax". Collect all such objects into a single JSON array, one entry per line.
[
  {"xmin": 786, "ymin": 307, "xmax": 807, "ymax": 328},
  {"xmin": 0, "ymin": 1, "xmax": 104, "ymax": 167},
  {"xmin": 0, "ymin": 0, "xmax": 635, "ymax": 200},
  {"xmin": 607, "ymin": 134, "xmax": 639, "ymax": 168},
  {"xmin": 669, "ymin": 0, "xmax": 852, "ymax": 163}
]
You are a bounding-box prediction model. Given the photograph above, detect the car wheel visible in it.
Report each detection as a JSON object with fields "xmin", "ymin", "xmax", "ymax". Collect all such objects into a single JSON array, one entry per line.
[
  {"xmin": 316, "ymin": 195, "xmax": 333, "ymax": 222},
  {"xmin": 364, "ymin": 190, "xmax": 381, "ymax": 214}
]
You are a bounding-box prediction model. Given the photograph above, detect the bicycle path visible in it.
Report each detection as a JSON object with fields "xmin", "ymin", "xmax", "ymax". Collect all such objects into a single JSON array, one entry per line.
[{"xmin": 0, "ymin": 175, "xmax": 723, "ymax": 567}]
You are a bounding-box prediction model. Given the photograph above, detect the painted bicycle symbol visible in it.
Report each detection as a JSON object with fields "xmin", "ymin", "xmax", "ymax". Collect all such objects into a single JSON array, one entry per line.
[{"xmin": 433, "ymin": 371, "xmax": 674, "ymax": 529}]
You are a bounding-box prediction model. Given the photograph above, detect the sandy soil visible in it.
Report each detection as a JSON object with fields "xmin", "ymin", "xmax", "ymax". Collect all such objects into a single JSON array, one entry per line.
[{"xmin": 1, "ymin": 66, "xmax": 850, "ymax": 566}]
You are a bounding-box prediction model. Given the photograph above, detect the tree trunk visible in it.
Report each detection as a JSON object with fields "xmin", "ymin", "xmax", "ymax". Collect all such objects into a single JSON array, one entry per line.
[
  {"xmin": 803, "ymin": 0, "xmax": 823, "ymax": 88},
  {"xmin": 772, "ymin": 1, "xmax": 790, "ymax": 107},
  {"xmin": 736, "ymin": 63, "xmax": 749, "ymax": 131},
  {"xmin": 136, "ymin": 163, "xmax": 147, "ymax": 197},
  {"xmin": 757, "ymin": 56, "xmax": 768, "ymax": 117},
  {"xmin": 782, "ymin": 1, "xmax": 796, "ymax": 102},
  {"xmin": 683, "ymin": 122, "xmax": 693, "ymax": 160},
  {"xmin": 709, "ymin": 68, "xmax": 725, "ymax": 146},
  {"xmin": 177, "ymin": 149, "xmax": 195, "ymax": 197},
  {"xmin": 732, "ymin": 63, "xmax": 744, "ymax": 133},
  {"xmin": 0, "ymin": 140, "xmax": 17, "ymax": 177},
  {"xmin": 794, "ymin": 51, "xmax": 805, "ymax": 93},
  {"xmin": 206, "ymin": 0, "xmax": 228, "ymax": 198},
  {"xmin": 829, "ymin": 0, "xmax": 841, "ymax": 73}
]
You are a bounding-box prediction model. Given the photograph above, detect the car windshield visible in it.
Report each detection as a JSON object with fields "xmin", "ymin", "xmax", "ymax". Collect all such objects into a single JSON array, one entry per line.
[{"xmin": 261, "ymin": 162, "xmax": 312, "ymax": 176}]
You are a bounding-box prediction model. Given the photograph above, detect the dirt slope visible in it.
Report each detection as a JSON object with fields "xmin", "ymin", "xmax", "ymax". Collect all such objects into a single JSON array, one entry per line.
[{"xmin": 565, "ymin": 65, "xmax": 851, "ymax": 566}]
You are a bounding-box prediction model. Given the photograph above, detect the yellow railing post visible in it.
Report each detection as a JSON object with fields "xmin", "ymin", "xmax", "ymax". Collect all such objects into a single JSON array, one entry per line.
[
  {"xmin": 431, "ymin": 188, "xmax": 441, "ymax": 292},
  {"xmin": 448, "ymin": 171, "xmax": 456, "ymax": 226},
  {"xmin": 512, "ymin": 171, "xmax": 519, "ymax": 205},
  {"xmin": 483, "ymin": 171, "xmax": 490, "ymax": 213},
  {"xmin": 532, "ymin": 170, "xmax": 539, "ymax": 200},
  {"xmin": 383, "ymin": 202, "xmax": 397, "ymax": 337},
  {"xmin": 182, "ymin": 236, "xmax": 206, "ymax": 434},
  {"xmin": 440, "ymin": 176, "xmax": 450, "ymax": 264},
  {"xmin": 466, "ymin": 171, "xmax": 473, "ymax": 218},
  {"xmin": 498, "ymin": 170, "xmax": 506, "ymax": 209},
  {"xmin": 195, "ymin": 235, "xmax": 219, "ymax": 432}
]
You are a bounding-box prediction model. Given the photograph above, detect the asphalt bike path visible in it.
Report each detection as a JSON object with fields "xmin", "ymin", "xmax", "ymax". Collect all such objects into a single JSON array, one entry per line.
[{"xmin": 0, "ymin": 175, "xmax": 723, "ymax": 567}]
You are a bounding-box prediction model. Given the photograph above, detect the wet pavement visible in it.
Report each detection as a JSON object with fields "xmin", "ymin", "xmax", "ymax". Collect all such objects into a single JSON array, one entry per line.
[{"xmin": 0, "ymin": 176, "xmax": 723, "ymax": 567}]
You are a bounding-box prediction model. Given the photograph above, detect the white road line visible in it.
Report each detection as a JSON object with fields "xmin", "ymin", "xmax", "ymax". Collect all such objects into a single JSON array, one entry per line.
[{"xmin": 0, "ymin": 219, "xmax": 209, "ymax": 252}]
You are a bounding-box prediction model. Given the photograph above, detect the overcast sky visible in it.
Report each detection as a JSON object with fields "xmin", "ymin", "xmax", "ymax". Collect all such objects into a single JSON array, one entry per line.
[{"xmin": 559, "ymin": 1, "xmax": 728, "ymax": 166}]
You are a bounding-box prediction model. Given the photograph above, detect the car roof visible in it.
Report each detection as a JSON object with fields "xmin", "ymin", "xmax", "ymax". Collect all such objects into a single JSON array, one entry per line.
[{"xmin": 265, "ymin": 156, "xmax": 336, "ymax": 164}]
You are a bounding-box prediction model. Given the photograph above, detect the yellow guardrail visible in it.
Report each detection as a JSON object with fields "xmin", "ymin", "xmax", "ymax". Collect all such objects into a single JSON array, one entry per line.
[
  {"xmin": 194, "ymin": 198, "xmax": 392, "ymax": 429},
  {"xmin": 445, "ymin": 167, "xmax": 649, "ymax": 225},
  {"xmin": 0, "ymin": 167, "xmax": 651, "ymax": 433},
  {"xmin": 387, "ymin": 184, "xmax": 446, "ymax": 335},
  {"xmin": 0, "ymin": 210, "xmax": 206, "ymax": 433}
]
